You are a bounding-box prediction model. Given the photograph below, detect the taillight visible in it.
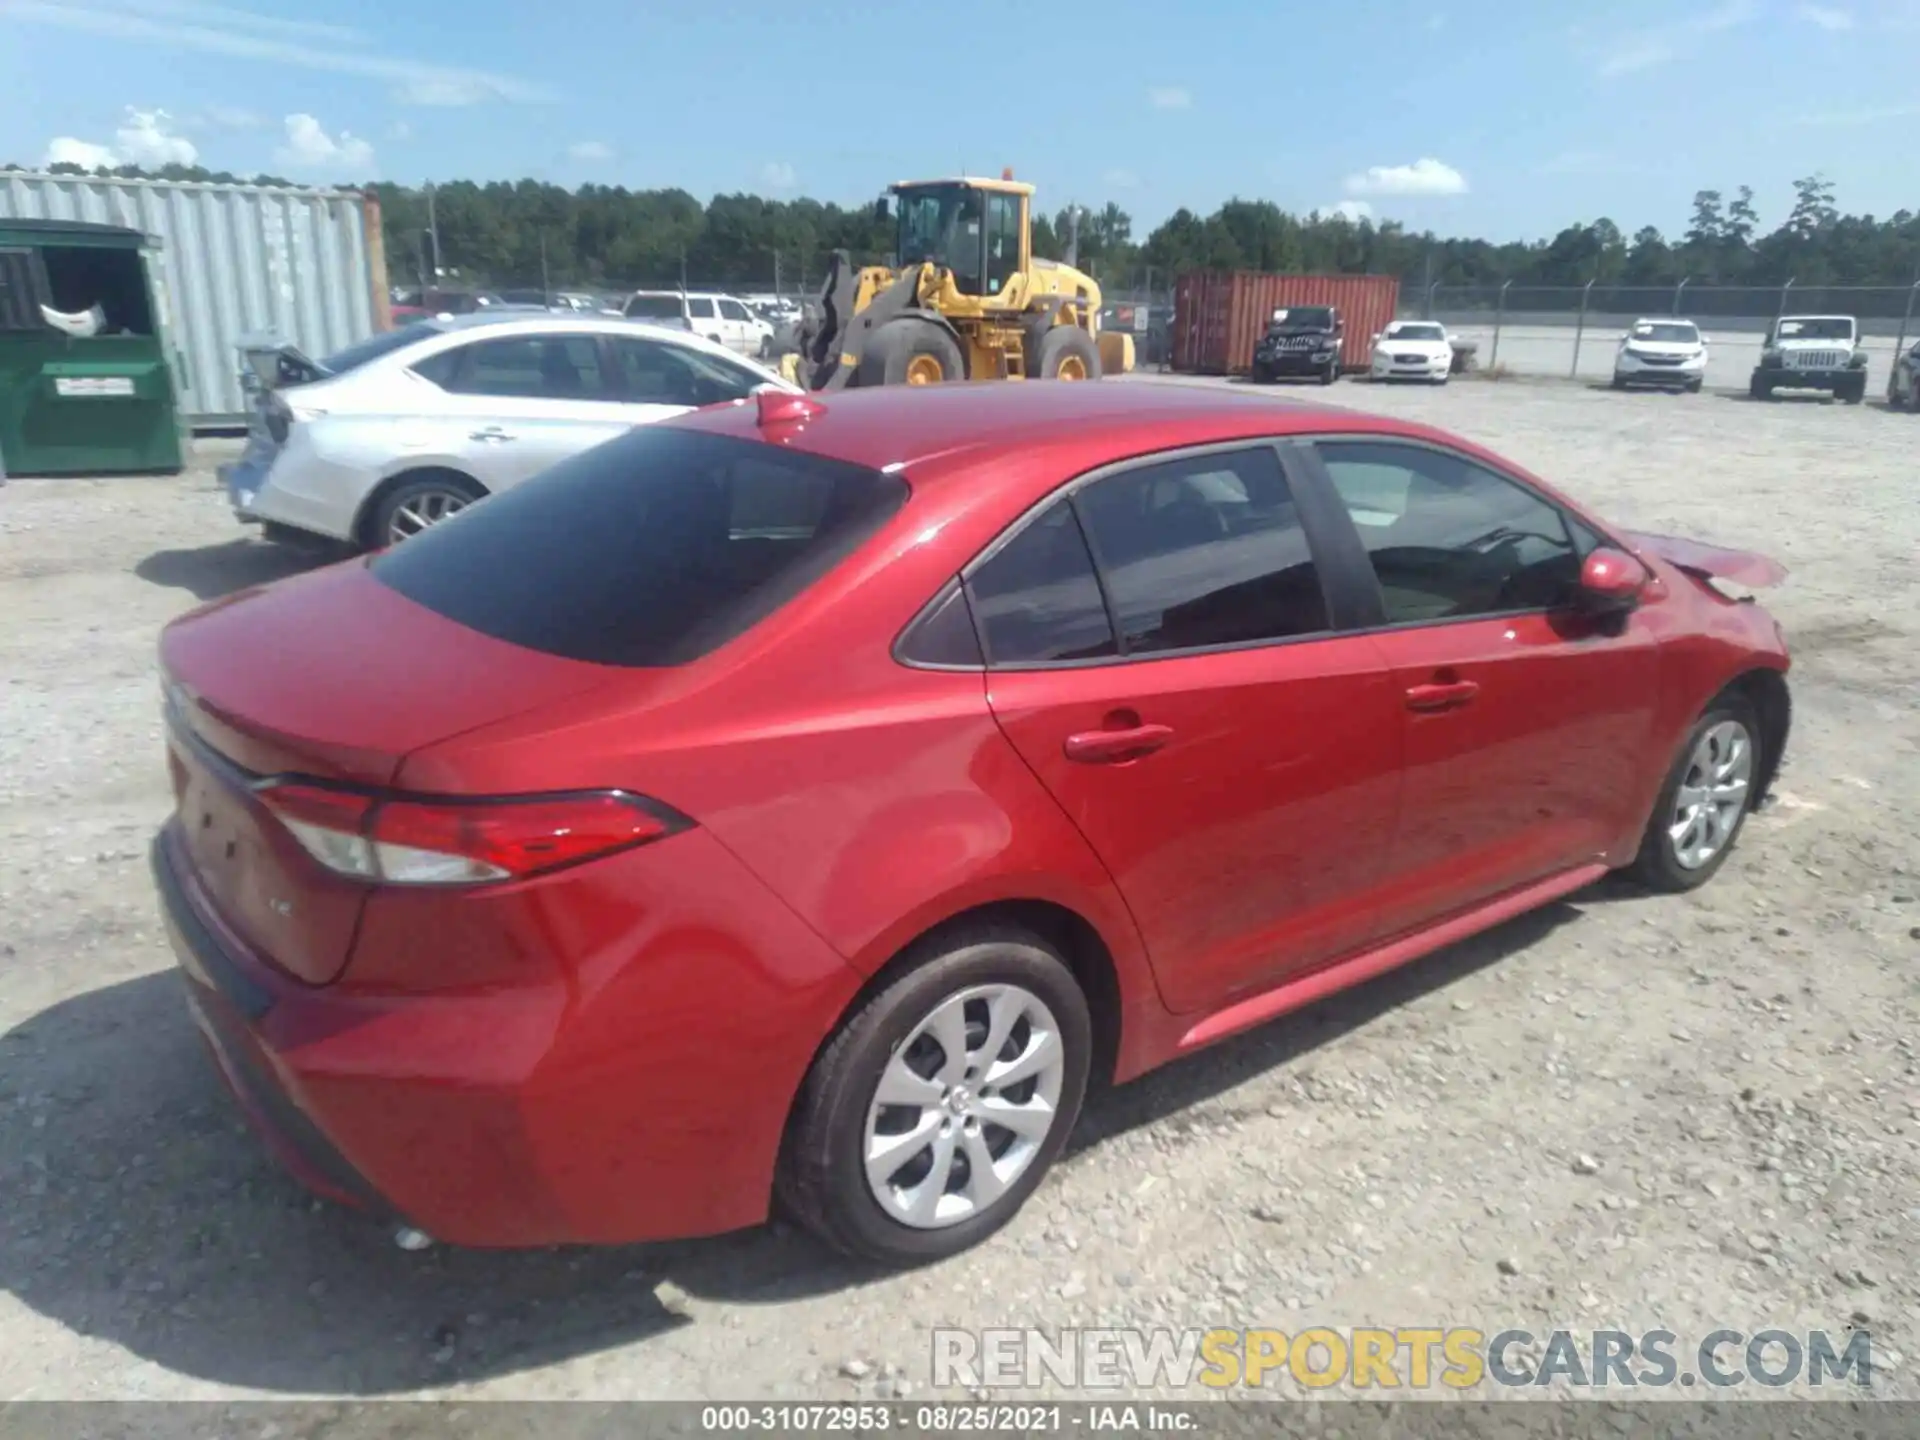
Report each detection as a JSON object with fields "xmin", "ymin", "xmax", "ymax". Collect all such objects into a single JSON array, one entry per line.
[{"xmin": 256, "ymin": 782, "xmax": 687, "ymax": 886}]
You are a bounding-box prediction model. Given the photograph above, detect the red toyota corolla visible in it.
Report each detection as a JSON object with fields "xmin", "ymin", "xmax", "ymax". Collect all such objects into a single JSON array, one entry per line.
[{"xmin": 152, "ymin": 381, "xmax": 1791, "ymax": 1264}]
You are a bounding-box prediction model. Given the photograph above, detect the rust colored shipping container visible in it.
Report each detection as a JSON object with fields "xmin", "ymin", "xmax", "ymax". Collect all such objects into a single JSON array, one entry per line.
[{"xmin": 1172, "ymin": 272, "xmax": 1400, "ymax": 375}]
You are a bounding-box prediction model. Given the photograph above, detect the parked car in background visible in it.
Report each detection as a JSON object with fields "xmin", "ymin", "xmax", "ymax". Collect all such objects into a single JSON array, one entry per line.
[
  {"xmin": 220, "ymin": 313, "xmax": 796, "ymax": 551},
  {"xmin": 495, "ymin": 290, "xmax": 613, "ymax": 315},
  {"xmin": 623, "ymin": 290, "xmax": 776, "ymax": 358},
  {"xmin": 1886, "ymin": 336, "xmax": 1920, "ymax": 410},
  {"xmin": 163, "ymin": 380, "xmax": 1790, "ymax": 1266},
  {"xmin": 1250, "ymin": 305, "xmax": 1343, "ymax": 385},
  {"xmin": 1369, "ymin": 320, "xmax": 1453, "ymax": 383},
  {"xmin": 390, "ymin": 289, "xmax": 514, "ymax": 323},
  {"xmin": 1749, "ymin": 315, "xmax": 1868, "ymax": 403},
  {"xmin": 1612, "ymin": 318, "xmax": 1708, "ymax": 392}
]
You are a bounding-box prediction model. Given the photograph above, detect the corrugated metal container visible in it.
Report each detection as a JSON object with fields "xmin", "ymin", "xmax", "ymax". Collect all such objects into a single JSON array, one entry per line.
[
  {"xmin": 1, "ymin": 172, "xmax": 389, "ymax": 427},
  {"xmin": 1173, "ymin": 272, "xmax": 1400, "ymax": 375}
]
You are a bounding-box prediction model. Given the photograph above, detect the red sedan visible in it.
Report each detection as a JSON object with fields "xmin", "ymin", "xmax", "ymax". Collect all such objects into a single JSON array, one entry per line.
[{"xmin": 152, "ymin": 381, "xmax": 1791, "ymax": 1264}]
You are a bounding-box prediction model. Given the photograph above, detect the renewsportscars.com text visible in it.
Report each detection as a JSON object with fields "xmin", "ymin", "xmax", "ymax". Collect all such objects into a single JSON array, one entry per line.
[{"xmin": 932, "ymin": 1326, "xmax": 1878, "ymax": 1392}]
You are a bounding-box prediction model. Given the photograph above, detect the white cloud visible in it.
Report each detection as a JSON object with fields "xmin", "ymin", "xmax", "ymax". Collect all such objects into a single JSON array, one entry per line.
[
  {"xmin": 1320, "ymin": 200, "xmax": 1373, "ymax": 222},
  {"xmin": 40, "ymin": 106, "xmax": 197, "ymax": 170},
  {"xmin": 274, "ymin": 113, "xmax": 375, "ymax": 175},
  {"xmin": 1795, "ymin": 101, "xmax": 1920, "ymax": 125},
  {"xmin": 1343, "ymin": 157, "xmax": 1467, "ymax": 197},
  {"xmin": 43, "ymin": 136, "xmax": 120, "ymax": 169},
  {"xmin": 1593, "ymin": 0, "xmax": 1754, "ymax": 76},
  {"xmin": 1104, "ymin": 168, "xmax": 1140, "ymax": 190},
  {"xmin": 2, "ymin": 0, "xmax": 552, "ymax": 104},
  {"xmin": 1147, "ymin": 86, "xmax": 1191, "ymax": 110},
  {"xmin": 197, "ymin": 103, "xmax": 266, "ymax": 130},
  {"xmin": 388, "ymin": 119, "xmax": 413, "ymax": 141},
  {"xmin": 1796, "ymin": 3, "xmax": 1854, "ymax": 28},
  {"xmin": 116, "ymin": 108, "xmax": 198, "ymax": 166},
  {"xmin": 761, "ymin": 161, "xmax": 797, "ymax": 191},
  {"xmin": 568, "ymin": 140, "xmax": 614, "ymax": 162}
]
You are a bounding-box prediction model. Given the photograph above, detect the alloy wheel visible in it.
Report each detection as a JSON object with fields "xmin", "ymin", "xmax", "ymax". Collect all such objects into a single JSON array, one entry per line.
[
  {"xmin": 1668, "ymin": 720, "xmax": 1753, "ymax": 869},
  {"xmin": 387, "ymin": 489, "xmax": 471, "ymax": 544},
  {"xmin": 863, "ymin": 984, "xmax": 1066, "ymax": 1229}
]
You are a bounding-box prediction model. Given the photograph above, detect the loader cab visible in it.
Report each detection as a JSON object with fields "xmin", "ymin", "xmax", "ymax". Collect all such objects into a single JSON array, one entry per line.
[{"xmin": 888, "ymin": 179, "xmax": 1031, "ymax": 301}]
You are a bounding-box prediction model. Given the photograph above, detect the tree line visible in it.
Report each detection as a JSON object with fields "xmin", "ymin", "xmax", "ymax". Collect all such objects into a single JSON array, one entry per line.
[{"xmin": 13, "ymin": 161, "xmax": 1920, "ymax": 298}]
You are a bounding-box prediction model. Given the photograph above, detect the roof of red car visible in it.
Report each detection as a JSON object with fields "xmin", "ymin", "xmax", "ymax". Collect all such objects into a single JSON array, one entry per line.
[{"xmin": 672, "ymin": 379, "xmax": 1383, "ymax": 475}]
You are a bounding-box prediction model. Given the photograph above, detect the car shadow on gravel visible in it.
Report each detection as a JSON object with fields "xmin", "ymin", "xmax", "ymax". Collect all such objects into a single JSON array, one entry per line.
[
  {"xmin": 0, "ymin": 896, "xmax": 1597, "ymax": 1393},
  {"xmin": 136, "ymin": 539, "xmax": 343, "ymax": 603}
]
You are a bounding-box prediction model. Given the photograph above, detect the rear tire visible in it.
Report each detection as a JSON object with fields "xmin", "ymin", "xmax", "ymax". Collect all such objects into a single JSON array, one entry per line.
[
  {"xmin": 857, "ymin": 319, "xmax": 965, "ymax": 387},
  {"xmin": 1625, "ymin": 695, "xmax": 1762, "ymax": 893},
  {"xmin": 364, "ymin": 471, "xmax": 485, "ymax": 551},
  {"xmin": 778, "ymin": 923, "xmax": 1092, "ymax": 1265},
  {"xmin": 1030, "ymin": 325, "xmax": 1102, "ymax": 381}
]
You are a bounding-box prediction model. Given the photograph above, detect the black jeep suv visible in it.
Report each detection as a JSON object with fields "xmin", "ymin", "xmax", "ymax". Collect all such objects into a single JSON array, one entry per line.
[{"xmin": 1250, "ymin": 305, "xmax": 1343, "ymax": 385}]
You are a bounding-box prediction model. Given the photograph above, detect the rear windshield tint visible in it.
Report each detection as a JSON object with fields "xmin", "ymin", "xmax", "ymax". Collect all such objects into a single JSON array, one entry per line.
[
  {"xmin": 370, "ymin": 428, "xmax": 906, "ymax": 667},
  {"xmin": 625, "ymin": 294, "xmax": 683, "ymax": 318},
  {"xmin": 320, "ymin": 323, "xmax": 441, "ymax": 375}
]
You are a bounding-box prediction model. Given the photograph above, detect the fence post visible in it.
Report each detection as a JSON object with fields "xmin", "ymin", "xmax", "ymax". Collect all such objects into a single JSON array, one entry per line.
[
  {"xmin": 1776, "ymin": 278, "xmax": 1794, "ymax": 321},
  {"xmin": 1424, "ymin": 281, "xmax": 1437, "ymax": 321},
  {"xmin": 1672, "ymin": 277, "xmax": 1689, "ymax": 316},
  {"xmin": 1570, "ymin": 278, "xmax": 1594, "ymax": 379},
  {"xmin": 1489, "ymin": 279, "xmax": 1512, "ymax": 370}
]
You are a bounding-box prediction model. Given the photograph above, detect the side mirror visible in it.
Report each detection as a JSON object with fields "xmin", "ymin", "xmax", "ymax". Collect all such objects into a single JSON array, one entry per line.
[
  {"xmin": 1576, "ymin": 548, "xmax": 1649, "ymax": 614},
  {"xmin": 1372, "ymin": 332, "xmax": 1382, "ymax": 344}
]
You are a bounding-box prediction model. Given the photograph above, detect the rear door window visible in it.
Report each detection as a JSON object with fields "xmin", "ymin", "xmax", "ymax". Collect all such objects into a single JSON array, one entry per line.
[
  {"xmin": 1072, "ymin": 447, "xmax": 1331, "ymax": 653},
  {"xmin": 718, "ymin": 298, "xmax": 752, "ymax": 321},
  {"xmin": 430, "ymin": 334, "xmax": 610, "ymax": 400},
  {"xmin": 965, "ymin": 501, "xmax": 1118, "ymax": 665},
  {"xmin": 370, "ymin": 429, "xmax": 906, "ymax": 666}
]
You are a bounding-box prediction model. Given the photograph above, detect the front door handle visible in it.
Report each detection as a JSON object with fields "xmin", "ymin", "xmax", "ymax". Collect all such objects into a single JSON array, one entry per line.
[
  {"xmin": 1404, "ymin": 680, "xmax": 1480, "ymax": 712},
  {"xmin": 1063, "ymin": 723, "xmax": 1174, "ymax": 764},
  {"xmin": 469, "ymin": 427, "xmax": 517, "ymax": 443}
]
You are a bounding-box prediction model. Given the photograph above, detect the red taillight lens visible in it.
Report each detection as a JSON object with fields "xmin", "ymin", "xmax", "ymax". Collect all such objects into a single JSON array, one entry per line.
[{"xmin": 255, "ymin": 783, "xmax": 684, "ymax": 886}]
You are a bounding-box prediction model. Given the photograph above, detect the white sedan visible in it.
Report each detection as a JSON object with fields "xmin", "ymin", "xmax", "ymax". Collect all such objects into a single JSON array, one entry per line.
[
  {"xmin": 220, "ymin": 314, "xmax": 798, "ymax": 551},
  {"xmin": 1369, "ymin": 320, "xmax": 1453, "ymax": 383}
]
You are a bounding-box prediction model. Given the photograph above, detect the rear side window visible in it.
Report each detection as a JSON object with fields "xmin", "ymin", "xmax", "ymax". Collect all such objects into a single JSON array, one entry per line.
[
  {"xmin": 966, "ymin": 501, "xmax": 1117, "ymax": 664},
  {"xmin": 371, "ymin": 429, "xmax": 906, "ymax": 667},
  {"xmin": 322, "ymin": 323, "xmax": 440, "ymax": 375},
  {"xmin": 687, "ymin": 297, "xmax": 717, "ymax": 319},
  {"xmin": 1073, "ymin": 447, "xmax": 1330, "ymax": 653}
]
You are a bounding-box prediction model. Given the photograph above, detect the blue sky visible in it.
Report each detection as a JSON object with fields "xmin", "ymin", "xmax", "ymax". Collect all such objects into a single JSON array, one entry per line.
[{"xmin": 2, "ymin": 0, "xmax": 1916, "ymax": 242}]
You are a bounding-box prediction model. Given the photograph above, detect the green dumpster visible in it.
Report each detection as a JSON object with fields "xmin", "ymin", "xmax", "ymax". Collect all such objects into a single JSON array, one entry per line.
[{"xmin": 0, "ymin": 218, "xmax": 185, "ymax": 476}]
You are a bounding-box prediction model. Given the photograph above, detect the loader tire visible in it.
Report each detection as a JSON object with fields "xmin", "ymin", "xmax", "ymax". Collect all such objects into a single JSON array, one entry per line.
[
  {"xmin": 1031, "ymin": 325, "xmax": 1103, "ymax": 381},
  {"xmin": 856, "ymin": 319, "xmax": 965, "ymax": 387}
]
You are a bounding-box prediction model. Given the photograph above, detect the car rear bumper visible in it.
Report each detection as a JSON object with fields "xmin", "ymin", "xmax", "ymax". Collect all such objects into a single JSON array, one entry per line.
[{"xmin": 151, "ymin": 817, "xmax": 861, "ymax": 1248}]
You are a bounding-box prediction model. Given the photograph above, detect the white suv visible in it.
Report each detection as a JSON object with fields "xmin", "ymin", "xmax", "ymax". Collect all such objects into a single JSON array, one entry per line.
[
  {"xmin": 1612, "ymin": 318, "xmax": 1708, "ymax": 392},
  {"xmin": 623, "ymin": 290, "xmax": 775, "ymax": 359},
  {"xmin": 1750, "ymin": 315, "xmax": 1868, "ymax": 403}
]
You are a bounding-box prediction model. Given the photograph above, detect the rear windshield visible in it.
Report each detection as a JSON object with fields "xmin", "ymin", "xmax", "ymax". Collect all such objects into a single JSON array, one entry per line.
[
  {"xmin": 320, "ymin": 323, "xmax": 441, "ymax": 375},
  {"xmin": 625, "ymin": 294, "xmax": 684, "ymax": 318},
  {"xmin": 370, "ymin": 428, "xmax": 907, "ymax": 667}
]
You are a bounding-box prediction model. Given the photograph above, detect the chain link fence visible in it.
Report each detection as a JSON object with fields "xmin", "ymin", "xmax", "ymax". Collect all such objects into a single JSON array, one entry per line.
[{"xmin": 1404, "ymin": 280, "xmax": 1920, "ymax": 392}]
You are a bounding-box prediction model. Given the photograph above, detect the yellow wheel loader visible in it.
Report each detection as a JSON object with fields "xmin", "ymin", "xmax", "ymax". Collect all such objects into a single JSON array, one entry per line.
[{"xmin": 784, "ymin": 175, "xmax": 1134, "ymax": 390}]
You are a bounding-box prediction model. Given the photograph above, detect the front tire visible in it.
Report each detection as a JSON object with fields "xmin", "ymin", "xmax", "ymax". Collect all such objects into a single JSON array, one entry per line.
[
  {"xmin": 1749, "ymin": 374, "xmax": 1773, "ymax": 401},
  {"xmin": 1319, "ymin": 358, "xmax": 1339, "ymax": 386},
  {"xmin": 779, "ymin": 924, "xmax": 1092, "ymax": 1265},
  {"xmin": 1625, "ymin": 696, "xmax": 1761, "ymax": 892},
  {"xmin": 857, "ymin": 319, "xmax": 966, "ymax": 387},
  {"xmin": 1841, "ymin": 376, "xmax": 1866, "ymax": 405},
  {"xmin": 1685, "ymin": 378, "xmax": 1703, "ymax": 394}
]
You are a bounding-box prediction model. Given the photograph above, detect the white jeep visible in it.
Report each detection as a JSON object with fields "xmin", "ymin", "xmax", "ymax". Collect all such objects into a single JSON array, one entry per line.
[{"xmin": 1749, "ymin": 315, "xmax": 1869, "ymax": 403}]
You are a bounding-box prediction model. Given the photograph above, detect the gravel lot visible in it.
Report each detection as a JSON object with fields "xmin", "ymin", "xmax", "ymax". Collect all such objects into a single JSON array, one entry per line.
[{"xmin": 1, "ymin": 376, "xmax": 1916, "ymax": 1408}]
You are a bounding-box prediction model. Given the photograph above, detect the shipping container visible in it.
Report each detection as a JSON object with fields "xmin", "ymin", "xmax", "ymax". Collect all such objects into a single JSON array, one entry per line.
[
  {"xmin": 1, "ymin": 172, "xmax": 390, "ymax": 427},
  {"xmin": 1172, "ymin": 272, "xmax": 1400, "ymax": 376}
]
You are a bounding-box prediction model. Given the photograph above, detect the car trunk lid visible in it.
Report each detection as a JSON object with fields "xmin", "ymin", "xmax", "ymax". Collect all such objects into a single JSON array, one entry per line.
[{"xmin": 159, "ymin": 561, "xmax": 620, "ymax": 985}]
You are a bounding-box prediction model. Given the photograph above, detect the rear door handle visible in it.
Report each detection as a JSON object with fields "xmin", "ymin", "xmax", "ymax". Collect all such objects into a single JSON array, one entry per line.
[
  {"xmin": 469, "ymin": 427, "xmax": 517, "ymax": 443},
  {"xmin": 1404, "ymin": 680, "xmax": 1480, "ymax": 712},
  {"xmin": 1063, "ymin": 723, "xmax": 1174, "ymax": 764}
]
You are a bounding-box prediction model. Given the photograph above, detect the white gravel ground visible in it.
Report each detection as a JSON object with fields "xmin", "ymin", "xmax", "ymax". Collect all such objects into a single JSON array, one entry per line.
[{"xmin": 0, "ymin": 375, "xmax": 1915, "ymax": 1413}]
